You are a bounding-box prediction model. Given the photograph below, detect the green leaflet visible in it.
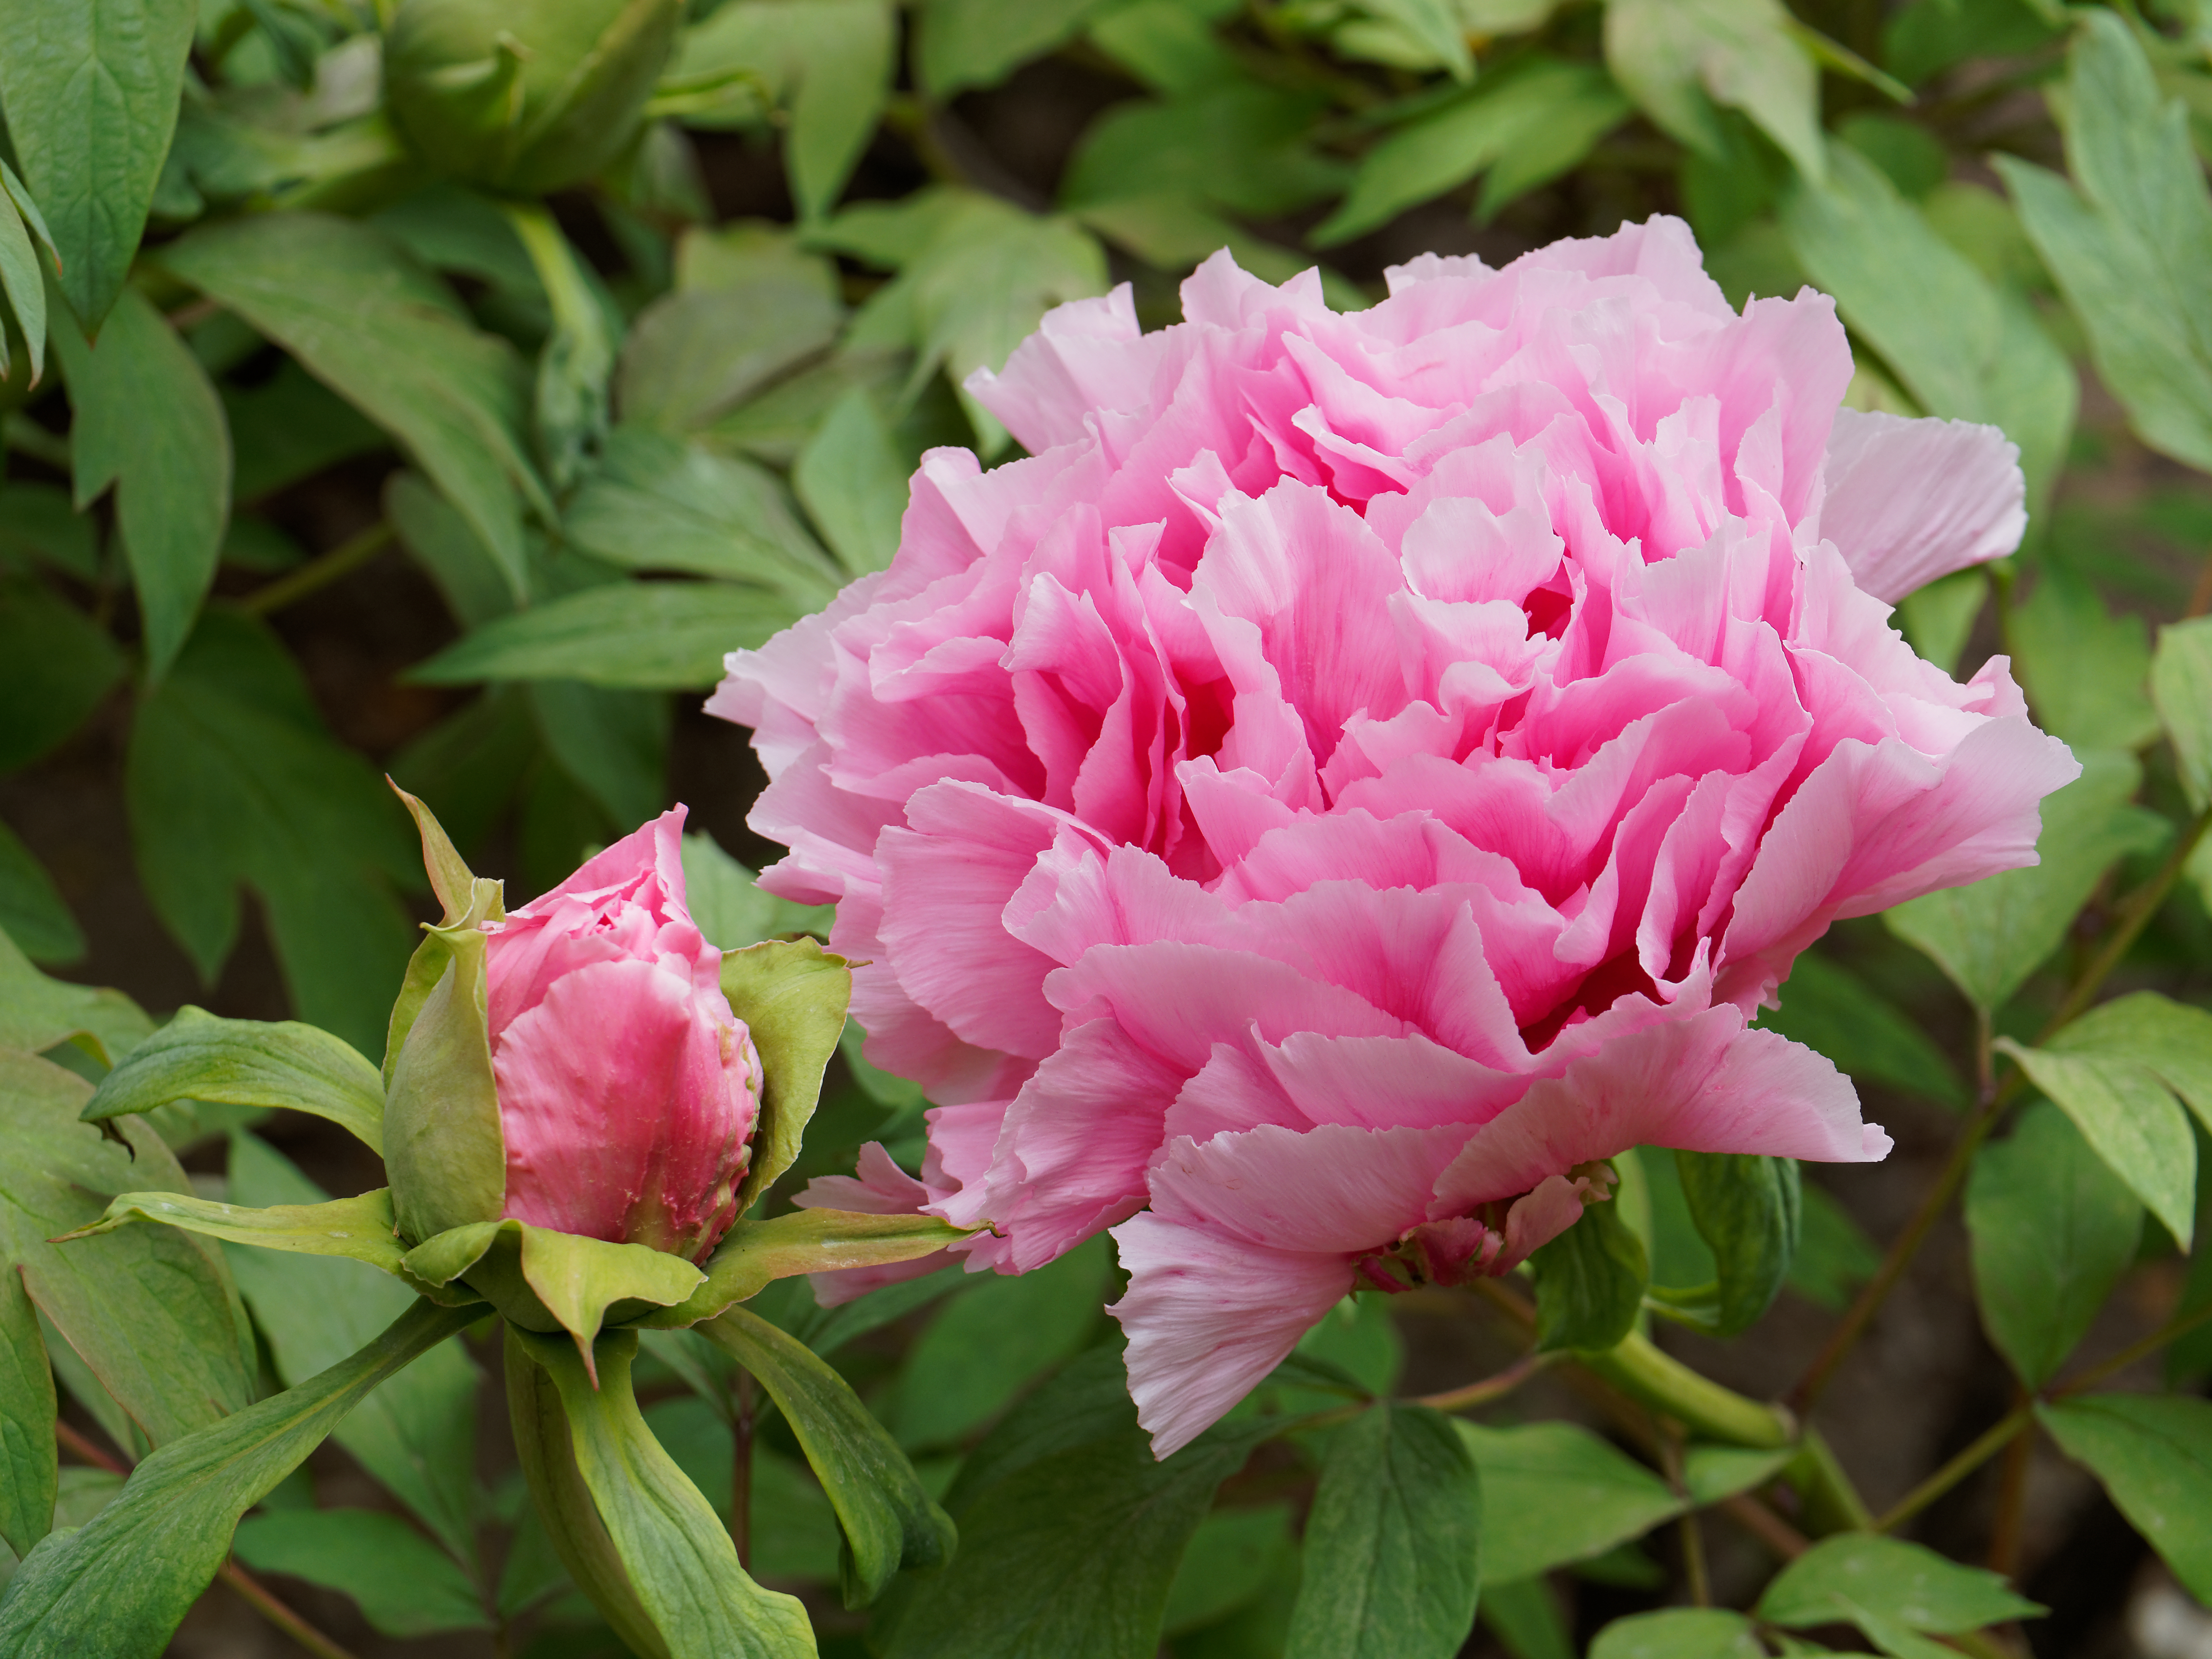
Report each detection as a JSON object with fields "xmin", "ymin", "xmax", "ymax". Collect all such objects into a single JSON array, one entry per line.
[
  {"xmin": 0, "ymin": 1270, "xmax": 55, "ymax": 1562},
  {"xmin": 1996, "ymin": 1042, "xmax": 2196, "ymax": 1249},
  {"xmin": 1756, "ymin": 951, "xmax": 1967, "ymax": 1109},
  {"xmin": 793, "ymin": 387, "xmax": 908, "ymax": 577},
  {"xmin": 0, "ymin": 0, "xmax": 195, "ymax": 328},
  {"xmin": 0, "ymin": 574, "xmax": 124, "ymax": 780},
  {"xmin": 0, "ymin": 1298, "xmax": 476, "ymax": 1659},
  {"xmin": 510, "ymin": 1328, "xmax": 815, "ymax": 1659},
  {"xmin": 700, "ymin": 1305, "xmax": 956, "ymax": 1608},
  {"xmin": 1590, "ymin": 1609, "xmax": 1765, "ymax": 1659},
  {"xmin": 2152, "ymin": 616, "xmax": 2212, "ymax": 812},
  {"xmin": 915, "ymin": 0, "xmax": 1117, "ymax": 99},
  {"xmin": 233, "ymin": 1508, "xmax": 490, "ymax": 1637},
  {"xmin": 60, "ymin": 1186, "xmax": 409, "ymax": 1278},
  {"xmin": 0, "ymin": 163, "xmax": 52, "ymax": 386},
  {"xmin": 644, "ymin": 1207, "xmax": 969, "ymax": 1328},
  {"xmin": 1605, "ymin": 0, "xmax": 1824, "ymax": 182},
  {"xmin": 410, "ymin": 579, "xmax": 803, "ymax": 691},
  {"xmin": 1454, "ymin": 1420, "xmax": 1680, "ymax": 1585},
  {"xmin": 2039, "ymin": 1394, "xmax": 2212, "ymax": 1604},
  {"xmin": 679, "ymin": 830, "xmax": 834, "ymax": 952},
  {"xmin": 1284, "ymin": 1404, "xmax": 1482, "ymax": 1659},
  {"xmin": 616, "ymin": 273, "xmax": 843, "ymax": 432},
  {"xmin": 2009, "ymin": 568, "xmax": 2160, "ymax": 754},
  {"xmin": 1756, "ymin": 1534, "xmax": 2041, "ymax": 1639},
  {"xmin": 81, "ymin": 1006, "xmax": 384, "ymax": 1154},
  {"xmin": 721, "ymin": 937, "xmax": 853, "ymax": 1214},
  {"xmin": 0, "ymin": 926, "xmax": 151, "ymax": 1067},
  {"xmin": 45, "ymin": 285, "xmax": 232, "ymax": 682}
]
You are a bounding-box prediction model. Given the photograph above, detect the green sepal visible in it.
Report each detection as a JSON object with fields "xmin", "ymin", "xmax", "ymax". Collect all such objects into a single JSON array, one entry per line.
[
  {"xmin": 1673, "ymin": 1152, "xmax": 1801, "ymax": 1337},
  {"xmin": 640, "ymin": 1206, "xmax": 971, "ymax": 1328},
  {"xmin": 508, "ymin": 1326, "xmax": 816, "ymax": 1658},
  {"xmin": 383, "ymin": 925, "xmax": 507, "ymax": 1242},
  {"xmin": 383, "ymin": 789, "xmax": 506, "ymax": 1084},
  {"xmin": 58, "ymin": 1186, "xmax": 409, "ymax": 1276},
  {"xmin": 403, "ymin": 1217, "xmax": 703, "ymax": 1371},
  {"xmin": 721, "ymin": 938, "xmax": 852, "ymax": 1215},
  {"xmin": 1529, "ymin": 1174, "xmax": 1650, "ymax": 1353},
  {"xmin": 80, "ymin": 1005, "xmax": 385, "ymax": 1155},
  {"xmin": 699, "ymin": 1304, "xmax": 956, "ymax": 1608}
]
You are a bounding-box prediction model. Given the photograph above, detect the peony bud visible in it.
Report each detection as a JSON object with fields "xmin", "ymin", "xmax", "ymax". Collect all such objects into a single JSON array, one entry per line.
[
  {"xmin": 383, "ymin": 0, "xmax": 682, "ymax": 195},
  {"xmin": 483, "ymin": 807, "xmax": 762, "ymax": 1261}
]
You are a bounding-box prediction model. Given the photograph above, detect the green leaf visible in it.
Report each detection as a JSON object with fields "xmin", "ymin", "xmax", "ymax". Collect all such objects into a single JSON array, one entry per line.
[
  {"xmin": 125, "ymin": 611, "xmax": 423, "ymax": 1058},
  {"xmin": 1997, "ymin": 1041, "xmax": 2197, "ymax": 1249},
  {"xmin": 0, "ymin": 481, "xmax": 98, "ymax": 582},
  {"xmin": 1757, "ymin": 1535, "xmax": 2042, "ymax": 1636},
  {"xmin": 1996, "ymin": 14, "xmax": 2212, "ymax": 473},
  {"xmin": 1087, "ymin": 1, "xmax": 1244, "ymax": 97},
  {"xmin": 0, "ymin": 820, "xmax": 85, "ymax": 965},
  {"xmin": 892, "ymin": 1236, "xmax": 1108, "ymax": 1450},
  {"xmin": 647, "ymin": 1206, "xmax": 969, "ymax": 1327},
  {"xmin": 0, "ymin": 0, "xmax": 194, "ymax": 329},
  {"xmin": 159, "ymin": 214, "xmax": 547, "ymax": 601},
  {"xmin": 384, "ymin": 927, "xmax": 507, "ymax": 1243},
  {"xmin": 2047, "ymin": 991, "xmax": 2212, "ymax": 1132},
  {"xmin": 1673, "ymin": 1152, "xmax": 1799, "ymax": 1336},
  {"xmin": 233, "ymin": 1508, "xmax": 489, "ymax": 1636},
  {"xmin": 223, "ymin": 1136, "xmax": 485, "ymax": 1570},
  {"xmin": 1885, "ymin": 750, "xmax": 2168, "ymax": 1013},
  {"xmin": 565, "ymin": 426, "xmax": 842, "ymax": 604},
  {"xmin": 0, "ymin": 573, "xmax": 122, "ymax": 775},
  {"xmin": 794, "ymin": 388, "xmax": 908, "ymax": 577},
  {"xmin": 680, "ymin": 831, "xmax": 833, "ymax": 951},
  {"xmin": 501, "ymin": 201, "xmax": 617, "ymax": 494},
  {"xmin": 2010, "ymin": 569, "xmax": 2160, "ymax": 753},
  {"xmin": 225, "ymin": 357, "xmax": 388, "ymax": 503},
  {"xmin": 2039, "ymin": 1393, "xmax": 2212, "ymax": 1603},
  {"xmin": 81, "ymin": 1005, "xmax": 384, "ymax": 1153},
  {"xmin": 915, "ymin": 0, "xmax": 1117, "ymax": 98},
  {"xmin": 62, "ymin": 1186, "xmax": 409, "ymax": 1277},
  {"xmin": 411, "ymin": 579, "xmax": 801, "ymax": 692},
  {"xmin": 1478, "ymin": 1577, "xmax": 1573, "ymax": 1659},
  {"xmin": 1680, "ymin": 1444, "xmax": 1794, "ymax": 1506},
  {"xmin": 1757, "ymin": 952, "xmax": 1967, "ymax": 1109},
  {"xmin": 1788, "ymin": 1183, "xmax": 1882, "ymax": 1310},
  {"xmin": 640, "ymin": 1397, "xmax": 848, "ymax": 1581},
  {"xmin": 617, "ymin": 274, "xmax": 843, "ymax": 432},
  {"xmin": 721, "ymin": 937, "xmax": 853, "ymax": 1214},
  {"xmin": 47, "ymin": 286, "xmax": 231, "ymax": 681},
  {"xmin": 0, "ymin": 164, "xmax": 49, "ymax": 386},
  {"xmin": 1590, "ymin": 1609, "xmax": 1764, "ymax": 1659},
  {"xmin": 1784, "ymin": 144, "xmax": 2076, "ymax": 524},
  {"xmin": 0, "ymin": 1050, "xmax": 251, "ymax": 1469},
  {"xmin": 876, "ymin": 1345, "xmax": 1272, "ymax": 1659},
  {"xmin": 388, "ymin": 470, "xmax": 517, "ymax": 631},
  {"xmin": 1162, "ymin": 1503, "xmax": 1294, "ymax": 1637},
  {"xmin": 390, "ymin": 691, "xmax": 539, "ymax": 861},
  {"xmin": 1285, "ymin": 1404, "xmax": 1481, "ymax": 1659},
  {"xmin": 513, "ymin": 1328, "xmax": 815, "ymax": 1659},
  {"xmin": 700, "ymin": 1305, "xmax": 956, "ymax": 1607},
  {"xmin": 1359, "ymin": 0, "xmax": 1472, "ymax": 78},
  {"xmin": 1895, "ymin": 567, "xmax": 1988, "ymax": 678},
  {"xmin": 2152, "ymin": 616, "xmax": 2212, "ymax": 811},
  {"xmin": 1966, "ymin": 1102, "xmax": 2143, "ymax": 1387},
  {"xmin": 1605, "ymin": 0, "xmax": 1824, "ymax": 181},
  {"xmin": 0, "ymin": 928, "xmax": 150, "ymax": 1066},
  {"xmin": 0, "ymin": 1269, "xmax": 55, "ymax": 1560},
  {"xmin": 1313, "ymin": 61, "xmax": 1626, "ymax": 245},
  {"xmin": 1528, "ymin": 1188, "xmax": 1648, "ymax": 1352},
  {"xmin": 1454, "ymin": 1420, "xmax": 1680, "ymax": 1584},
  {"xmin": 1061, "ymin": 85, "xmax": 1348, "ymax": 223},
  {"xmin": 0, "ymin": 1297, "xmax": 475, "ymax": 1659}
]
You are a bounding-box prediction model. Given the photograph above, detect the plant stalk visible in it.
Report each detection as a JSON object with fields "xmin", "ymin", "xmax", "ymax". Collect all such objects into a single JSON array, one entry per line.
[
  {"xmin": 1873, "ymin": 1407, "xmax": 2032, "ymax": 1535},
  {"xmin": 239, "ymin": 521, "xmax": 394, "ymax": 617},
  {"xmin": 731, "ymin": 1366, "xmax": 755, "ymax": 1572}
]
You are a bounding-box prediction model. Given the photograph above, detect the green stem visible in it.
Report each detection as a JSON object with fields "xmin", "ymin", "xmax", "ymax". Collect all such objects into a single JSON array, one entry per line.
[
  {"xmin": 1784, "ymin": 1430, "xmax": 1874, "ymax": 1536},
  {"xmin": 1579, "ymin": 1332, "xmax": 1794, "ymax": 1449},
  {"xmin": 1413, "ymin": 1350, "xmax": 1556, "ymax": 1416},
  {"xmin": 221, "ymin": 1561, "xmax": 364, "ymax": 1659},
  {"xmin": 2, "ymin": 412, "xmax": 69, "ymax": 468},
  {"xmin": 239, "ymin": 521, "xmax": 394, "ymax": 617},
  {"xmin": 2053, "ymin": 1297, "xmax": 2212, "ymax": 1397},
  {"xmin": 1872, "ymin": 1408, "xmax": 2033, "ymax": 1535},
  {"xmin": 2041, "ymin": 807, "xmax": 2212, "ymax": 1037}
]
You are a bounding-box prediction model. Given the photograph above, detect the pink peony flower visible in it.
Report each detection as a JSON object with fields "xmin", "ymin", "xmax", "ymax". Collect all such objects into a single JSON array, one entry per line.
[
  {"xmin": 485, "ymin": 807, "xmax": 764, "ymax": 1261},
  {"xmin": 712, "ymin": 219, "xmax": 2077, "ymax": 1453}
]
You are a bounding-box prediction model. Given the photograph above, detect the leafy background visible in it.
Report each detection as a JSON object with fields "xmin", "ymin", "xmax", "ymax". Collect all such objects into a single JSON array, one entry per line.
[{"xmin": 7, "ymin": 0, "xmax": 2212, "ymax": 1655}]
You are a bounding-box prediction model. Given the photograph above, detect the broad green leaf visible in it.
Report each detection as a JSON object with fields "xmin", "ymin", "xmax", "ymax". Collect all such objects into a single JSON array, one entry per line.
[
  {"xmin": 1162, "ymin": 1504, "xmax": 1294, "ymax": 1637},
  {"xmin": 1758, "ymin": 952, "xmax": 1967, "ymax": 1108},
  {"xmin": 1061, "ymin": 85, "xmax": 1347, "ymax": 223},
  {"xmin": 2047, "ymin": 992, "xmax": 2212, "ymax": 1132},
  {"xmin": 640, "ymin": 1397, "xmax": 847, "ymax": 1581},
  {"xmin": 526, "ymin": 680, "xmax": 669, "ymax": 834},
  {"xmin": 1478, "ymin": 1578, "xmax": 1573, "ymax": 1659},
  {"xmin": 0, "ymin": 1270, "xmax": 55, "ymax": 1559},
  {"xmin": 1285, "ymin": 1404, "xmax": 1481, "ymax": 1659},
  {"xmin": 1997, "ymin": 1042, "xmax": 2197, "ymax": 1248},
  {"xmin": 225, "ymin": 358, "xmax": 387, "ymax": 503},
  {"xmin": 0, "ymin": 165, "xmax": 50, "ymax": 385},
  {"xmin": 1997, "ymin": 14, "xmax": 2212, "ymax": 473},
  {"xmin": 0, "ymin": 573, "xmax": 123, "ymax": 774},
  {"xmin": 1674, "ymin": 1152, "xmax": 1799, "ymax": 1335},
  {"xmin": 1895, "ymin": 567, "xmax": 1987, "ymax": 677},
  {"xmin": 1885, "ymin": 751, "xmax": 2168, "ymax": 1013},
  {"xmin": 1680, "ymin": 1444, "xmax": 1793, "ymax": 1506},
  {"xmin": 410, "ymin": 580, "xmax": 801, "ymax": 691},
  {"xmin": 1357, "ymin": 0, "xmax": 1472, "ymax": 79},
  {"xmin": 617, "ymin": 275, "xmax": 842, "ymax": 432},
  {"xmin": 1966, "ymin": 1102, "xmax": 2143, "ymax": 1387},
  {"xmin": 646, "ymin": 1206, "xmax": 969, "ymax": 1327},
  {"xmin": 63, "ymin": 1186, "xmax": 409, "ymax": 1277},
  {"xmin": 81, "ymin": 1006, "xmax": 384, "ymax": 1153},
  {"xmin": 125, "ymin": 611, "xmax": 423, "ymax": 1058},
  {"xmin": 47, "ymin": 287, "xmax": 231, "ymax": 681},
  {"xmin": 0, "ymin": 928, "xmax": 150, "ymax": 1066},
  {"xmin": 1088, "ymin": 2, "xmax": 1244, "ymax": 97},
  {"xmin": 2039, "ymin": 1393, "xmax": 2212, "ymax": 1603},
  {"xmin": 2152, "ymin": 616, "xmax": 2212, "ymax": 810},
  {"xmin": 0, "ymin": 1051, "xmax": 251, "ymax": 1472},
  {"xmin": 0, "ymin": 1297, "xmax": 476, "ymax": 1659},
  {"xmin": 875, "ymin": 1345, "xmax": 1273, "ymax": 1659},
  {"xmin": 700, "ymin": 1305, "xmax": 956, "ymax": 1607},
  {"xmin": 794, "ymin": 388, "xmax": 908, "ymax": 576},
  {"xmin": 1605, "ymin": 0, "xmax": 1824, "ymax": 182},
  {"xmin": 384, "ymin": 927, "xmax": 506, "ymax": 1243},
  {"xmin": 1784, "ymin": 144, "xmax": 2076, "ymax": 524},
  {"xmin": 1455, "ymin": 1420, "xmax": 1680, "ymax": 1583},
  {"xmin": 2010, "ymin": 569, "xmax": 2159, "ymax": 753},
  {"xmin": 0, "ymin": 0, "xmax": 194, "ymax": 328},
  {"xmin": 1314, "ymin": 61, "xmax": 1626, "ymax": 245},
  {"xmin": 565, "ymin": 426, "xmax": 842, "ymax": 604},
  {"xmin": 388, "ymin": 469, "xmax": 517, "ymax": 631},
  {"xmin": 680, "ymin": 831, "xmax": 833, "ymax": 951},
  {"xmin": 892, "ymin": 1236, "xmax": 1108, "ymax": 1449},
  {"xmin": 721, "ymin": 937, "xmax": 853, "ymax": 1213},
  {"xmin": 1591, "ymin": 1609, "xmax": 1764, "ymax": 1659},
  {"xmin": 390, "ymin": 691, "xmax": 539, "ymax": 860},
  {"xmin": 404, "ymin": 1218, "xmax": 702, "ymax": 1362},
  {"xmin": 0, "ymin": 481, "xmax": 98, "ymax": 581},
  {"xmin": 159, "ymin": 214, "xmax": 547, "ymax": 600},
  {"xmin": 791, "ymin": 1262, "xmax": 963, "ymax": 1358},
  {"xmin": 916, "ymin": 0, "xmax": 1116, "ymax": 98},
  {"xmin": 0, "ymin": 820, "xmax": 85, "ymax": 965},
  {"xmin": 512, "ymin": 1329, "xmax": 815, "ymax": 1659},
  {"xmin": 1294, "ymin": 1292, "xmax": 1406, "ymax": 1399},
  {"xmin": 1529, "ymin": 1190, "xmax": 1648, "ymax": 1352},
  {"xmin": 1756, "ymin": 1534, "xmax": 2042, "ymax": 1635},
  {"xmin": 233, "ymin": 1508, "xmax": 489, "ymax": 1636}
]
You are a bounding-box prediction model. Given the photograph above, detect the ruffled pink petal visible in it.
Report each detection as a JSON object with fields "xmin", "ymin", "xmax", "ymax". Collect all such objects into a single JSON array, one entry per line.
[{"xmin": 1819, "ymin": 409, "xmax": 2026, "ymax": 603}]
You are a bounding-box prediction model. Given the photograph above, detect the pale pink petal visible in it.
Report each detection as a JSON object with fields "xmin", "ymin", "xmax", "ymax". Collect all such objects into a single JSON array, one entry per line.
[{"xmin": 1819, "ymin": 409, "xmax": 2026, "ymax": 603}]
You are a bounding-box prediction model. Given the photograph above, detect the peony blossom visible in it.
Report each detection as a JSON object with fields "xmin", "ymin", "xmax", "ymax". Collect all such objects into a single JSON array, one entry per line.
[
  {"xmin": 713, "ymin": 219, "xmax": 2077, "ymax": 1454},
  {"xmin": 485, "ymin": 807, "xmax": 764, "ymax": 1261}
]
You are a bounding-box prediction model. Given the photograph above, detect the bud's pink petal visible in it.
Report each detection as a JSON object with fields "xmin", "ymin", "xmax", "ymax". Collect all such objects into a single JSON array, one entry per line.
[{"xmin": 484, "ymin": 806, "xmax": 762, "ymax": 1260}]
